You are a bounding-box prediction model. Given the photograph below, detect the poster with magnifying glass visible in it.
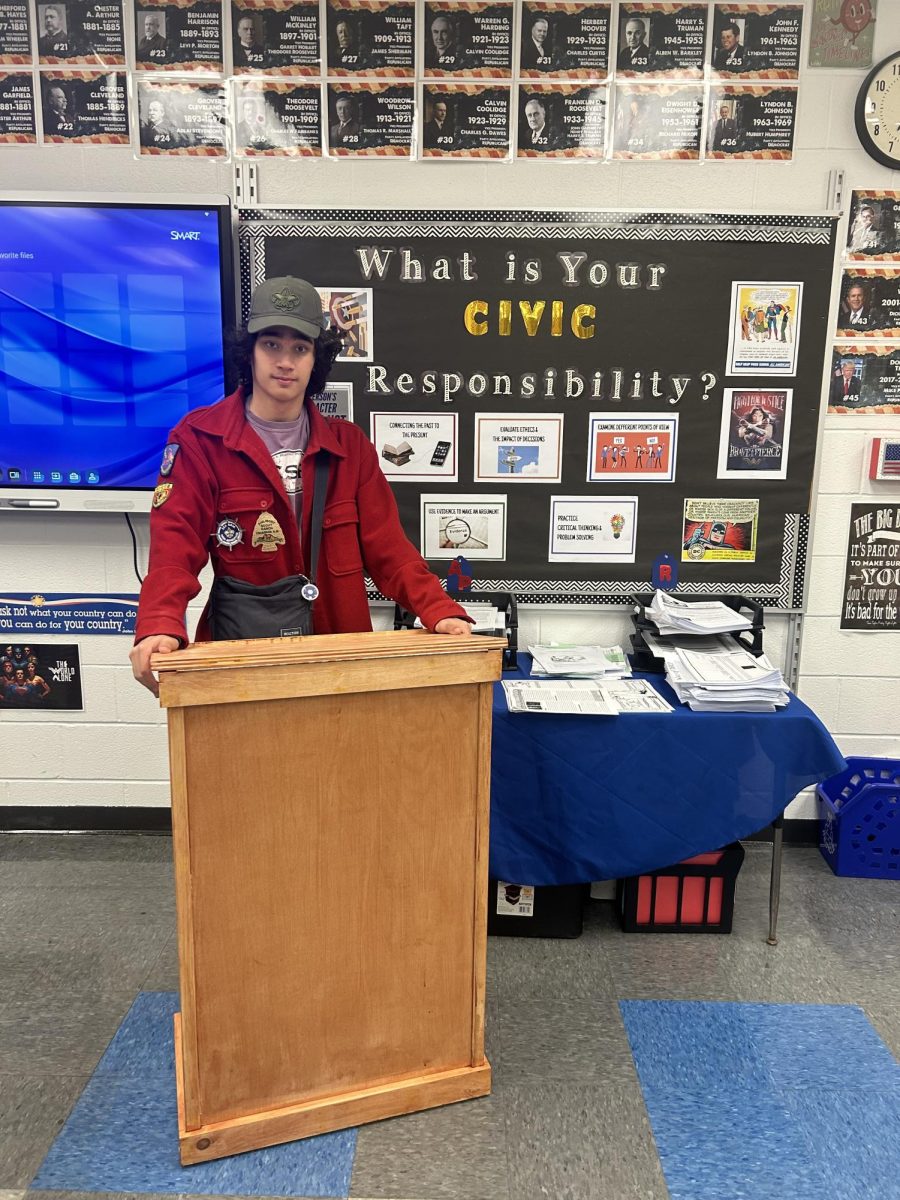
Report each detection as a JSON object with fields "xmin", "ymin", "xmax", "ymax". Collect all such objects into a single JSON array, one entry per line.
[{"xmin": 420, "ymin": 494, "xmax": 508, "ymax": 559}]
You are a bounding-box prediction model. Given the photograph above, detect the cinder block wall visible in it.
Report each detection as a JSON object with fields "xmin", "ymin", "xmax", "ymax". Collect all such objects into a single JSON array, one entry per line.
[{"xmin": 2, "ymin": 0, "xmax": 898, "ymax": 817}]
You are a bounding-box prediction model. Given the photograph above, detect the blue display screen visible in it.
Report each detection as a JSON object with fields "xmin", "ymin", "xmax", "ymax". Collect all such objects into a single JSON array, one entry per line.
[{"xmin": 0, "ymin": 203, "xmax": 228, "ymax": 490}]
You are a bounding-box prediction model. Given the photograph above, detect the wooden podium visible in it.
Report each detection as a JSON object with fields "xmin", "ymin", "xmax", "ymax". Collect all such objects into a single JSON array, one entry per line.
[{"xmin": 154, "ymin": 630, "xmax": 503, "ymax": 1165}]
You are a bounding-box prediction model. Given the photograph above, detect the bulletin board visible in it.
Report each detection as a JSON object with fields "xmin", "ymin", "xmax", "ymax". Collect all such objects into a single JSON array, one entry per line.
[{"xmin": 238, "ymin": 207, "xmax": 838, "ymax": 609}]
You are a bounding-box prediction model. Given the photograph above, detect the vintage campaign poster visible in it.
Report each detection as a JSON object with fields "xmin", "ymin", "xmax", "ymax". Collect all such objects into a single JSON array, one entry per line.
[
  {"xmin": 516, "ymin": 83, "xmax": 606, "ymax": 158},
  {"xmin": 326, "ymin": 0, "xmax": 414, "ymax": 76},
  {"xmin": 612, "ymin": 82, "xmax": 702, "ymax": 159},
  {"xmin": 133, "ymin": 0, "xmax": 223, "ymax": 71},
  {"xmin": 587, "ymin": 413, "xmax": 677, "ymax": 482},
  {"xmin": 40, "ymin": 68, "xmax": 128, "ymax": 141},
  {"xmin": 326, "ymin": 81, "xmax": 413, "ymax": 156},
  {"xmin": 845, "ymin": 191, "xmax": 900, "ymax": 260},
  {"xmin": 474, "ymin": 414, "xmax": 563, "ymax": 482},
  {"xmin": 614, "ymin": 3, "xmax": 707, "ymax": 78},
  {"xmin": 841, "ymin": 502, "xmax": 900, "ymax": 631},
  {"xmin": 232, "ymin": 78, "xmax": 321, "ymax": 155},
  {"xmin": 371, "ymin": 411, "xmax": 458, "ymax": 481},
  {"xmin": 231, "ymin": 0, "xmax": 319, "ymax": 74},
  {"xmin": 421, "ymin": 494, "xmax": 508, "ymax": 560},
  {"xmin": 709, "ymin": 3, "xmax": 803, "ymax": 78},
  {"xmin": 828, "ymin": 344, "xmax": 900, "ymax": 415},
  {"xmin": 0, "ymin": 2, "xmax": 31, "ymax": 62},
  {"xmin": 836, "ymin": 268, "xmax": 900, "ymax": 337},
  {"xmin": 0, "ymin": 69, "xmax": 36, "ymax": 140},
  {"xmin": 705, "ymin": 84, "xmax": 797, "ymax": 160},
  {"xmin": 808, "ymin": 0, "xmax": 876, "ymax": 70},
  {"xmin": 136, "ymin": 77, "xmax": 227, "ymax": 154},
  {"xmin": 682, "ymin": 498, "xmax": 759, "ymax": 562},
  {"xmin": 717, "ymin": 389, "xmax": 791, "ymax": 479},
  {"xmin": 548, "ymin": 496, "xmax": 638, "ymax": 563},
  {"xmin": 35, "ymin": 0, "xmax": 125, "ymax": 64},
  {"xmin": 316, "ymin": 286, "xmax": 372, "ymax": 360},
  {"xmin": 727, "ymin": 282, "xmax": 802, "ymax": 375},
  {"xmin": 316, "ymin": 381, "xmax": 353, "ymax": 420},
  {"xmin": 419, "ymin": 83, "xmax": 510, "ymax": 159},
  {"xmin": 519, "ymin": 1, "xmax": 611, "ymax": 80},
  {"xmin": 0, "ymin": 643, "xmax": 83, "ymax": 711},
  {"xmin": 422, "ymin": 0, "xmax": 513, "ymax": 78}
]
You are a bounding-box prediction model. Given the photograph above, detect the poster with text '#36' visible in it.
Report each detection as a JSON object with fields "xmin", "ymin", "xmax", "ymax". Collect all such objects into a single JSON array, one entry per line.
[
  {"xmin": 548, "ymin": 496, "xmax": 638, "ymax": 563},
  {"xmin": 421, "ymin": 495, "xmax": 507, "ymax": 560},
  {"xmin": 727, "ymin": 281, "xmax": 802, "ymax": 375}
]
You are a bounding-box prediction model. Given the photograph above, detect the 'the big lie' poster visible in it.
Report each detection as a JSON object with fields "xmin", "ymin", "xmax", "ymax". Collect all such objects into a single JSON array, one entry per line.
[{"xmin": 841, "ymin": 503, "xmax": 900, "ymax": 631}]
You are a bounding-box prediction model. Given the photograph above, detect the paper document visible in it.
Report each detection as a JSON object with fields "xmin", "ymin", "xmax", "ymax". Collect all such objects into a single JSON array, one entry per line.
[
  {"xmin": 603, "ymin": 679, "xmax": 674, "ymax": 713},
  {"xmin": 647, "ymin": 590, "xmax": 753, "ymax": 634},
  {"xmin": 502, "ymin": 679, "xmax": 619, "ymax": 716},
  {"xmin": 529, "ymin": 643, "xmax": 630, "ymax": 678}
]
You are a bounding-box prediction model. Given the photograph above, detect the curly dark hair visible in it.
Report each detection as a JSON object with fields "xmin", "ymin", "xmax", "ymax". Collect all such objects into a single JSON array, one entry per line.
[{"xmin": 225, "ymin": 324, "xmax": 344, "ymax": 399}]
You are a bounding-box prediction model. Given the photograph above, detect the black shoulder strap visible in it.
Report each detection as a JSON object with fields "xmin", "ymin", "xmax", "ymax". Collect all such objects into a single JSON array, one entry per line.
[{"xmin": 308, "ymin": 451, "xmax": 330, "ymax": 587}]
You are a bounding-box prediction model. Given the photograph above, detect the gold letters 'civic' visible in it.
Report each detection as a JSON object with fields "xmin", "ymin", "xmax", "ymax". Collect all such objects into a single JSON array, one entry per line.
[{"xmin": 463, "ymin": 299, "xmax": 596, "ymax": 339}]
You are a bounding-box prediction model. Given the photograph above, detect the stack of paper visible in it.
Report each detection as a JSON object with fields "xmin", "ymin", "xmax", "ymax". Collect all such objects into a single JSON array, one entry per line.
[
  {"xmin": 646, "ymin": 590, "xmax": 753, "ymax": 635},
  {"xmin": 529, "ymin": 643, "xmax": 631, "ymax": 679},
  {"xmin": 647, "ymin": 638, "xmax": 790, "ymax": 712},
  {"xmin": 502, "ymin": 677, "xmax": 672, "ymax": 716}
]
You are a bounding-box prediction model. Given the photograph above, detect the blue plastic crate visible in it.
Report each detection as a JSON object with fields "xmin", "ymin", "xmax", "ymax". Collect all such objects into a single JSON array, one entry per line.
[{"xmin": 818, "ymin": 757, "xmax": 900, "ymax": 879}]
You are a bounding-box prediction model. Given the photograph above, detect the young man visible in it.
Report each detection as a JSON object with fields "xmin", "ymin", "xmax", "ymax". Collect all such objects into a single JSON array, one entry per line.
[{"xmin": 130, "ymin": 276, "xmax": 472, "ymax": 694}]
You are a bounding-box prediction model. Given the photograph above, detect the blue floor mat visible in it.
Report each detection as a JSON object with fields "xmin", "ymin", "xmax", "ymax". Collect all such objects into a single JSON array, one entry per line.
[
  {"xmin": 31, "ymin": 992, "xmax": 357, "ymax": 1197},
  {"xmin": 621, "ymin": 1000, "xmax": 900, "ymax": 1200}
]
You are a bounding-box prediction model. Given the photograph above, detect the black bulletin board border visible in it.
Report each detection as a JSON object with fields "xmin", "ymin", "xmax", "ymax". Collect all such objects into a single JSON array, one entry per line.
[{"xmin": 238, "ymin": 209, "xmax": 834, "ymax": 611}]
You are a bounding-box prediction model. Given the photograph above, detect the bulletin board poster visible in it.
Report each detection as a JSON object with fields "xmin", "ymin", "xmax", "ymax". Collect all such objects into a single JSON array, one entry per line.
[
  {"xmin": 840, "ymin": 503, "xmax": 900, "ymax": 631},
  {"xmin": 0, "ymin": 643, "xmax": 83, "ymax": 711},
  {"xmin": 239, "ymin": 208, "xmax": 837, "ymax": 608}
]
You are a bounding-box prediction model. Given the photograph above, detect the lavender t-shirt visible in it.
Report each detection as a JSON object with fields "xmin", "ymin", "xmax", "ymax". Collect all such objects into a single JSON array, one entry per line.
[{"xmin": 245, "ymin": 403, "xmax": 310, "ymax": 533}]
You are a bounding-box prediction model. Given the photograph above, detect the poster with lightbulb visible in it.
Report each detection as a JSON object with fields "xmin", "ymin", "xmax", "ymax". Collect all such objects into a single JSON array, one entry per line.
[{"xmin": 548, "ymin": 496, "xmax": 638, "ymax": 563}]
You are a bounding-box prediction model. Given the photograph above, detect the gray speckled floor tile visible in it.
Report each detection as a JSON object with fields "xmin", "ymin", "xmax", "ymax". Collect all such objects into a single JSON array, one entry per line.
[
  {"xmin": 0, "ymin": 1075, "xmax": 87, "ymax": 1189},
  {"xmin": 139, "ymin": 934, "xmax": 181, "ymax": 992},
  {"xmin": 494, "ymin": 998, "xmax": 639, "ymax": 1088},
  {"xmin": 861, "ymin": 1002, "xmax": 900, "ymax": 1061},
  {"xmin": 761, "ymin": 933, "xmax": 900, "ymax": 1005},
  {"xmin": 502, "ymin": 1082, "xmax": 669, "ymax": 1200},
  {"xmin": 0, "ymin": 835, "xmax": 173, "ymax": 892},
  {"xmin": 0, "ymin": 1189, "xmax": 25, "ymax": 1200},
  {"xmin": 350, "ymin": 1089, "xmax": 510, "ymax": 1200},
  {"xmin": 487, "ymin": 931, "xmax": 615, "ymax": 1001},
  {"xmin": 0, "ymin": 993, "xmax": 134, "ymax": 1075},
  {"xmin": 0, "ymin": 887, "xmax": 174, "ymax": 996},
  {"xmin": 605, "ymin": 933, "xmax": 772, "ymax": 1002}
]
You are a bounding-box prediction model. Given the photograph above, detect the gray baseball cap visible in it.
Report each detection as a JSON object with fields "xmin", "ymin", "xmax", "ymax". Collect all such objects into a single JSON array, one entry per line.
[{"xmin": 247, "ymin": 275, "xmax": 325, "ymax": 340}]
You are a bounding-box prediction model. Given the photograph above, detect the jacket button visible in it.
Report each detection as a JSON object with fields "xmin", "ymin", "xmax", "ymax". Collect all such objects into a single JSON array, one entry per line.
[{"xmin": 261, "ymin": 500, "xmax": 268, "ymax": 508}]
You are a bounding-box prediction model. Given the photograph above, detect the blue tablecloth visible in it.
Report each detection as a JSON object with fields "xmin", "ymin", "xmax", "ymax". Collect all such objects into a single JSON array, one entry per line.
[{"xmin": 489, "ymin": 660, "xmax": 846, "ymax": 886}]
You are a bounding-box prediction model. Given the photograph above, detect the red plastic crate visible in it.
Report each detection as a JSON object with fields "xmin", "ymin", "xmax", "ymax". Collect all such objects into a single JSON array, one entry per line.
[{"xmin": 617, "ymin": 843, "xmax": 745, "ymax": 933}]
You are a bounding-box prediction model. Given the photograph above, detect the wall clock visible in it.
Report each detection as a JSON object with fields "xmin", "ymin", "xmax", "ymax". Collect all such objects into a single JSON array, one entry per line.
[{"xmin": 855, "ymin": 51, "xmax": 900, "ymax": 169}]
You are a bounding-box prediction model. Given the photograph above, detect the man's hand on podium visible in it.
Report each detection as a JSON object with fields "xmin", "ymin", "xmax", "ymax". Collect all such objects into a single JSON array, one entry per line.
[
  {"xmin": 434, "ymin": 618, "xmax": 473, "ymax": 635},
  {"xmin": 130, "ymin": 634, "xmax": 181, "ymax": 697}
]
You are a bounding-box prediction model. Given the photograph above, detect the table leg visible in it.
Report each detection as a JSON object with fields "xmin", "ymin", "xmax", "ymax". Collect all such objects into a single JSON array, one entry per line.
[{"xmin": 767, "ymin": 815, "xmax": 784, "ymax": 947}]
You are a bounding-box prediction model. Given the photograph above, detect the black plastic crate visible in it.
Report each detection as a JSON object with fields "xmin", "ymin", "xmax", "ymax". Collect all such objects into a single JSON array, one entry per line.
[
  {"xmin": 629, "ymin": 593, "xmax": 766, "ymax": 673},
  {"xmin": 487, "ymin": 879, "xmax": 589, "ymax": 938},
  {"xmin": 617, "ymin": 842, "xmax": 745, "ymax": 934},
  {"xmin": 394, "ymin": 592, "xmax": 518, "ymax": 669}
]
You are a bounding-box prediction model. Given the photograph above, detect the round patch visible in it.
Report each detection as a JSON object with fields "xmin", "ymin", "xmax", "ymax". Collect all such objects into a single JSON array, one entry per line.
[
  {"xmin": 215, "ymin": 517, "xmax": 244, "ymax": 549},
  {"xmin": 300, "ymin": 581, "xmax": 319, "ymax": 602}
]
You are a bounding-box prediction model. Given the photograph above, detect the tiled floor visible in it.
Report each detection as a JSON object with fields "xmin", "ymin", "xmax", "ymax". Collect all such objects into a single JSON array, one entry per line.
[{"xmin": 0, "ymin": 834, "xmax": 898, "ymax": 1200}]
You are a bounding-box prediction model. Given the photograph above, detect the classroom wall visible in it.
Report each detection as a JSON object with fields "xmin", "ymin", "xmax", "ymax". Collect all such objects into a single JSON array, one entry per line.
[{"xmin": 1, "ymin": 0, "xmax": 898, "ymax": 820}]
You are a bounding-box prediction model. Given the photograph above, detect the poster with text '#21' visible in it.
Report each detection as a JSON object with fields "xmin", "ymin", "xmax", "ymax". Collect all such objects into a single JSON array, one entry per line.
[
  {"xmin": 727, "ymin": 281, "xmax": 802, "ymax": 375},
  {"xmin": 587, "ymin": 413, "xmax": 677, "ymax": 481},
  {"xmin": 548, "ymin": 496, "xmax": 638, "ymax": 563},
  {"xmin": 421, "ymin": 495, "xmax": 507, "ymax": 560},
  {"xmin": 682, "ymin": 498, "xmax": 758, "ymax": 562}
]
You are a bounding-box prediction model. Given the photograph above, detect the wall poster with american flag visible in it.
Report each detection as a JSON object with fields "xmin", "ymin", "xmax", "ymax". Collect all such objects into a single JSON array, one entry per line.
[{"xmin": 841, "ymin": 502, "xmax": 900, "ymax": 631}]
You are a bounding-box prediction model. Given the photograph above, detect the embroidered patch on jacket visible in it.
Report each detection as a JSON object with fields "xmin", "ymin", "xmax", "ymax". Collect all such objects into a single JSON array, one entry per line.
[
  {"xmin": 251, "ymin": 511, "xmax": 286, "ymax": 553},
  {"xmin": 159, "ymin": 443, "xmax": 179, "ymax": 477},
  {"xmin": 215, "ymin": 517, "xmax": 244, "ymax": 549},
  {"xmin": 152, "ymin": 483, "xmax": 173, "ymax": 508}
]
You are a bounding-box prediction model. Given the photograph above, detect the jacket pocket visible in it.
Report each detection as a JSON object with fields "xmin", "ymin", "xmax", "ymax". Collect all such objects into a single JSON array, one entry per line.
[
  {"xmin": 322, "ymin": 499, "xmax": 363, "ymax": 575},
  {"xmin": 214, "ymin": 487, "xmax": 276, "ymax": 560}
]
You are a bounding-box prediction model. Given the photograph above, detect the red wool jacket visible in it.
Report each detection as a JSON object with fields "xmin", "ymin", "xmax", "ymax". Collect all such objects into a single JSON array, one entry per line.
[{"xmin": 135, "ymin": 388, "xmax": 469, "ymax": 645}]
